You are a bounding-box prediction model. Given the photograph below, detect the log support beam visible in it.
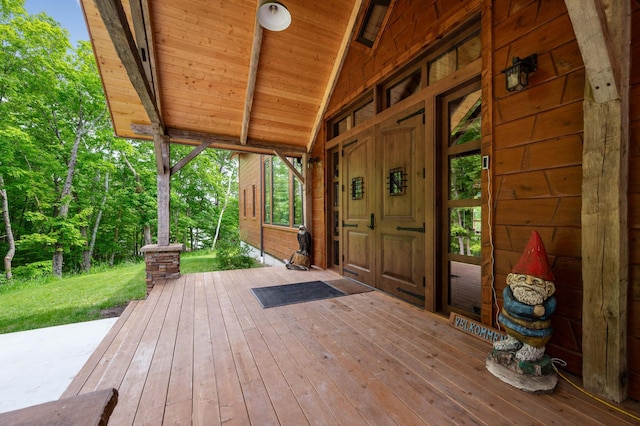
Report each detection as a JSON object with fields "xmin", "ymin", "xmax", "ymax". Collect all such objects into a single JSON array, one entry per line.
[{"xmin": 566, "ymin": 0, "xmax": 630, "ymax": 402}]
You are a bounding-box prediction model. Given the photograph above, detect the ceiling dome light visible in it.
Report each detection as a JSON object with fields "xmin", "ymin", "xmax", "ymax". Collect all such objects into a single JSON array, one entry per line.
[{"xmin": 257, "ymin": 2, "xmax": 291, "ymax": 31}]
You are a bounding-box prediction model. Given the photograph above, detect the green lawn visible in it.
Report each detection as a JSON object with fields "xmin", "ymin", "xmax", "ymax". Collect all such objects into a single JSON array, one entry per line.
[
  {"xmin": 0, "ymin": 263, "xmax": 147, "ymax": 334},
  {"xmin": 0, "ymin": 250, "xmax": 258, "ymax": 334}
]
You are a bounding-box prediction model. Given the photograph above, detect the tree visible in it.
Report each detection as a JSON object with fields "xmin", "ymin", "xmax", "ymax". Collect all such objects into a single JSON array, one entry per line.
[{"xmin": 0, "ymin": 2, "xmax": 69, "ymax": 277}]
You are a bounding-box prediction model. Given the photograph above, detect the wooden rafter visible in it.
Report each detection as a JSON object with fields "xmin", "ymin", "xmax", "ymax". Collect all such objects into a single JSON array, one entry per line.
[
  {"xmin": 274, "ymin": 150, "xmax": 304, "ymax": 184},
  {"xmin": 129, "ymin": 0, "xmax": 161, "ymax": 116},
  {"xmin": 306, "ymin": 0, "xmax": 365, "ymax": 152},
  {"xmin": 131, "ymin": 124, "xmax": 307, "ymax": 155},
  {"xmin": 94, "ymin": 0, "xmax": 161, "ymax": 125},
  {"xmin": 565, "ymin": 0, "xmax": 620, "ymax": 103},
  {"xmin": 241, "ymin": 2, "xmax": 264, "ymax": 145},
  {"xmin": 170, "ymin": 142, "xmax": 211, "ymax": 176}
]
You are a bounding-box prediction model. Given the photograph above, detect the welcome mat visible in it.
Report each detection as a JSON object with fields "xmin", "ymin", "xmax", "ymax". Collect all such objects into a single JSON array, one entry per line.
[{"xmin": 251, "ymin": 281, "xmax": 346, "ymax": 308}]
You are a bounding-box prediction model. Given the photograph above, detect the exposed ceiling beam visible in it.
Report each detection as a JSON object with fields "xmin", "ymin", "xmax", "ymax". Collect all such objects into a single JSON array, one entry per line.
[
  {"xmin": 241, "ymin": 3, "xmax": 264, "ymax": 145},
  {"xmin": 564, "ymin": 0, "xmax": 620, "ymax": 103},
  {"xmin": 94, "ymin": 0, "xmax": 161, "ymax": 124},
  {"xmin": 129, "ymin": 0, "xmax": 162, "ymax": 116},
  {"xmin": 306, "ymin": 0, "xmax": 365, "ymax": 152},
  {"xmin": 131, "ymin": 124, "xmax": 307, "ymax": 155}
]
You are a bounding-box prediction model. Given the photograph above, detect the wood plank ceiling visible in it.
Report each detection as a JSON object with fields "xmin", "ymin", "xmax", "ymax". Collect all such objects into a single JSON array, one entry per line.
[{"xmin": 81, "ymin": 0, "xmax": 363, "ymax": 155}]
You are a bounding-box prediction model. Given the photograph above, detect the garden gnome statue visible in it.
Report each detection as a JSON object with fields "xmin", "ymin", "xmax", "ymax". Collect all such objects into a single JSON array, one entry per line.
[
  {"xmin": 486, "ymin": 230, "xmax": 558, "ymax": 393},
  {"xmin": 285, "ymin": 225, "xmax": 312, "ymax": 270}
]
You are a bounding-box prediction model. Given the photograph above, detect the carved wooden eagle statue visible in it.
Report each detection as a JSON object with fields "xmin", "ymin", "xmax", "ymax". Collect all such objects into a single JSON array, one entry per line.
[{"xmin": 297, "ymin": 225, "xmax": 312, "ymax": 257}]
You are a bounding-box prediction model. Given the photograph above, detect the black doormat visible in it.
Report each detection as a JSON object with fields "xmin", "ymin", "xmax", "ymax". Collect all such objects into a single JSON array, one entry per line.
[{"xmin": 251, "ymin": 281, "xmax": 346, "ymax": 309}]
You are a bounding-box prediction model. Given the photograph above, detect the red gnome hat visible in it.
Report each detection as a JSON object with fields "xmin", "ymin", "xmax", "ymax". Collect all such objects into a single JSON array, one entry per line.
[{"xmin": 511, "ymin": 230, "xmax": 555, "ymax": 281}]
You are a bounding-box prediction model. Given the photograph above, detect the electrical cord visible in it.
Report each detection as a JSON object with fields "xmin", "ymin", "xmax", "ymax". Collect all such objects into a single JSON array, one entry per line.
[
  {"xmin": 486, "ymin": 160, "xmax": 501, "ymax": 331},
  {"xmin": 551, "ymin": 358, "xmax": 640, "ymax": 422}
]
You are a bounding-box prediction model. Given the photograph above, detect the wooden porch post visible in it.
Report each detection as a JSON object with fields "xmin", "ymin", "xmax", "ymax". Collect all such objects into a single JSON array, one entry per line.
[
  {"xmin": 566, "ymin": 0, "xmax": 630, "ymax": 402},
  {"xmin": 153, "ymin": 126, "xmax": 171, "ymax": 246}
]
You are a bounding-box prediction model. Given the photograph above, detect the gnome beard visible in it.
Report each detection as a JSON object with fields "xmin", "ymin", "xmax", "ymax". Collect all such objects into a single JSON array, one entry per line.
[{"xmin": 510, "ymin": 283, "xmax": 546, "ymax": 306}]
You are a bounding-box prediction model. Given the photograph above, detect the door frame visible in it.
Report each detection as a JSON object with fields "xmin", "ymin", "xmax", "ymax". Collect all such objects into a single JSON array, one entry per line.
[{"xmin": 325, "ymin": 58, "xmax": 483, "ymax": 313}]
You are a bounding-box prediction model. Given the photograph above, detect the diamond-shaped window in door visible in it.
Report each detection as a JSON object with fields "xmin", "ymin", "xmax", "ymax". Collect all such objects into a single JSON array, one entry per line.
[
  {"xmin": 351, "ymin": 177, "xmax": 364, "ymax": 200},
  {"xmin": 388, "ymin": 167, "xmax": 407, "ymax": 196}
]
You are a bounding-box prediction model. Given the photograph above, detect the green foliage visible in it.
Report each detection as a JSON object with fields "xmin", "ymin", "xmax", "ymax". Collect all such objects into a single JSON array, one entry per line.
[
  {"xmin": 0, "ymin": 4, "xmax": 241, "ymax": 276},
  {"xmin": 215, "ymin": 240, "xmax": 256, "ymax": 270},
  {"xmin": 11, "ymin": 260, "xmax": 51, "ymax": 280}
]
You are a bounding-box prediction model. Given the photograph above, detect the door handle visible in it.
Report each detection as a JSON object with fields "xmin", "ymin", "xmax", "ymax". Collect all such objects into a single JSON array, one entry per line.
[{"xmin": 367, "ymin": 213, "xmax": 375, "ymax": 230}]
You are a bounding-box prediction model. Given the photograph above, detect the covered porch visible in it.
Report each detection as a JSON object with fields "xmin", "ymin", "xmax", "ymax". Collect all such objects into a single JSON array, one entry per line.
[{"xmin": 62, "ymin": 266, "xmax": 639, "ymax": 425}]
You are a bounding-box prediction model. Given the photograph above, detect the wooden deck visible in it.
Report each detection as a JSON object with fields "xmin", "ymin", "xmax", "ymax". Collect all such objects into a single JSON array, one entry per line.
[{"xmin": 63, "ymin": 267, "xmax": 640, "ymax": 425}]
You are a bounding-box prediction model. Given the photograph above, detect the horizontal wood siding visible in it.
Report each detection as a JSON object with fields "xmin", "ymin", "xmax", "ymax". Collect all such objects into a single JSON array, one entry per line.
[
  {"xmin": 628, "ymin": 0, "xmax": 640, "ymax": 402},
  {"xmin": 238, "ymin": 154, "xmax": 261, "ymax": 249},
  {"xmin": 491, "ymin": 0, "xmax": 584, "ymax": 376},
  {"xmin": 260, "ymin": 226, "xmax": 299, "ymax": 262}
]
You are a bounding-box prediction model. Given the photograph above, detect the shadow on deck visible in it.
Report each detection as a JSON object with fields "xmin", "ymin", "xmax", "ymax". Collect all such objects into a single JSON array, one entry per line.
[{"xmin": 62, "ymin": 267, "xmax": 640, "ymax": 425}]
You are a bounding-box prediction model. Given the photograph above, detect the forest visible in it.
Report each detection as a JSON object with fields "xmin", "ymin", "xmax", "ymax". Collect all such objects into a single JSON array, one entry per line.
[{"xmin": 0, "ymin": 1, "xmax": 239, "ymax": 280}]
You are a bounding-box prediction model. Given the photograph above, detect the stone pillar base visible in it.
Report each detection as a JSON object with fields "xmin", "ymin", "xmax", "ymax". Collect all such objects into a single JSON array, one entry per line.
[{"xmin": 141, "ymin": 244, "xmax": 184, "ymax": 294}]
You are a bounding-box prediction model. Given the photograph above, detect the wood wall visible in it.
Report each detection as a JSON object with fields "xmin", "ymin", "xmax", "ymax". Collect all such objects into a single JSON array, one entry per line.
[
  {"xmin": 628, "ymin": 0, "xmax": 640, "ymax": 402},
  {"xmin": 238, "ymin": 154, "xmax": 261, "ymax": 249},
  {"xmin": 237, "ymin": 0, "xmax": 640, "ymax": 394},
  {"xmin": 490, "ymin": 0, "xmax": 585, "ymax": 375},
  {"xmin": 238, "ymin": 154, "xmax": 316, "ymax": 264},
  {"xmin": 326, "ymin": 0, "xmax": 482, "ymax": 117}
]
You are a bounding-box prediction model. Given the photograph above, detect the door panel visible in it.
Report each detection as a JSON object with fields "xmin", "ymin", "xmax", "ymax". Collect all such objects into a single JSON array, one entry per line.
[
  {"xmin": 376, "ymin": 106, "xmax": 425, "ymax": 305},
  {"xmin": 342, "ymin": 129, "xmax": 375, "ymax": 285}
]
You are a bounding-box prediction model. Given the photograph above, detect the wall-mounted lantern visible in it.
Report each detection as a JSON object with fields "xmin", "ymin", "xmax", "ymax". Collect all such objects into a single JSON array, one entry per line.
[{"xmin": 502, "ymin": 54, "xmax": 537, "ymax": 92}]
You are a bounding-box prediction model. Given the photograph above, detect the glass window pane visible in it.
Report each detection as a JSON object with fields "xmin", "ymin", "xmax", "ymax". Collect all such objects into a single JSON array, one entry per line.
[
  {"xmin": 428, "ymin": 50, "xmax": 456, "ymax": 85},
  {"xmin": 448, "ymin": 261, "xmax": 481, "ymax": 314},
  {"xmin": 387, "ymin": 71, "xmax": 421, "ymax": 107},
  {"xmin": 293, "ymin": 177, "xmax": 303, "ymax": 226},
  {"xmin": 333, "ymin": 116, "xmax": 349, "ymax": 138},
  {"xmin": 271, "ymin": 157, "xmax": 290, "ymax": 225},
  {"xmin": 448, "ymin": 89, "xmax": 481, "ymax": 146},
  {"xmin": 354, "ymin": 100, "xmax": 375, "ymax": 126},
  {"xmin": 449, "ymin": 153, "xmax": 481, "ymax": 200},
  {"xmin": 263, "ymin": 159, "xmax": 271, "ymax": 224},
  {"xmin": 457, "ymin": 34, "xmax": 481, "ymax": 69},
  {"xmin": 448, "ymin": 207, "xmax": 481, "ymax": 257}
]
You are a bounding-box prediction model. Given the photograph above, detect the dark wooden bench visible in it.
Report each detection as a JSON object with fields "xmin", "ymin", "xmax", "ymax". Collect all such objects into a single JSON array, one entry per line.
[{"xmin": 0, "ymin": 388, "xmax": 117, "ymax": 426}]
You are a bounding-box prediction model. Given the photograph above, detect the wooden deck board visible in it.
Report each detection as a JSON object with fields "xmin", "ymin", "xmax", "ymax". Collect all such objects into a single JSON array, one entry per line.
[{"xmin": 64, "ymin": 267, "xmax": 640, "ymax": 425}]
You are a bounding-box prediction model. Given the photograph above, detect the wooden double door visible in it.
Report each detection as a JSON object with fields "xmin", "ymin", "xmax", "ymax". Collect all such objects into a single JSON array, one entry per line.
[{"xmin": 342, "ymin": 105, "xmax": 426, "ymax": 306}]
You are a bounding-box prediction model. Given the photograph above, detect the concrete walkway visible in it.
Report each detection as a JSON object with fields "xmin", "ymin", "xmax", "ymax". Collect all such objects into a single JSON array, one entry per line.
[{"xmin": 0, "ymin": 318, "xmax": 118, "ymax": 414}]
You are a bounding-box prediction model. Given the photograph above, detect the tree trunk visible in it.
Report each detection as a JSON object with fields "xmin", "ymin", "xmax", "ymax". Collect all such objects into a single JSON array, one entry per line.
[
  {"xmin": 143, "ymin": 225, "xmax": 152, "ymax": 246},
  {"xmin": 0, "ymin": 175, "xmax": 16, "ymax": 280},
  {"xmin": 52, "ymin": 125, "xmax": 83, "ymax": 277},
  {"xmin": 81, "ymin": 226, "xmax": 91, "ymax": 272},
  {"xmin": 84, "ymin": 172, "xmax": 109, "ymax": 272},
  {"xmin": 212, "ymin": 167, "xmax": 234, "ymax": 250}
]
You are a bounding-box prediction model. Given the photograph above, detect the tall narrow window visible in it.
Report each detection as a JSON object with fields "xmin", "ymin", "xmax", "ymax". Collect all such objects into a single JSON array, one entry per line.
[
  {"xmin": 263, "ymin": 156, "xmax": 304, "ymax": 227},
  {"xmin": 440, "ymin": 80, "xmax": 482, "ymax": 320},
  {"xmin": 263, "ymin": 158, "xmax": 271, "ymax": 224},
  {"xmin": 243, "ymin": 188, "xmax": 247, "ymax": 217},
  {"xmin": 252, "ymin": 185, "xmax": 256, "ymax": 217}
]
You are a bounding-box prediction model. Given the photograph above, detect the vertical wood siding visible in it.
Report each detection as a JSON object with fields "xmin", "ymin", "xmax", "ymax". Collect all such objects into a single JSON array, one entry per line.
[{"xmin": 627, "ymin": 0, "xmax": 640, "ymax": 401}]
